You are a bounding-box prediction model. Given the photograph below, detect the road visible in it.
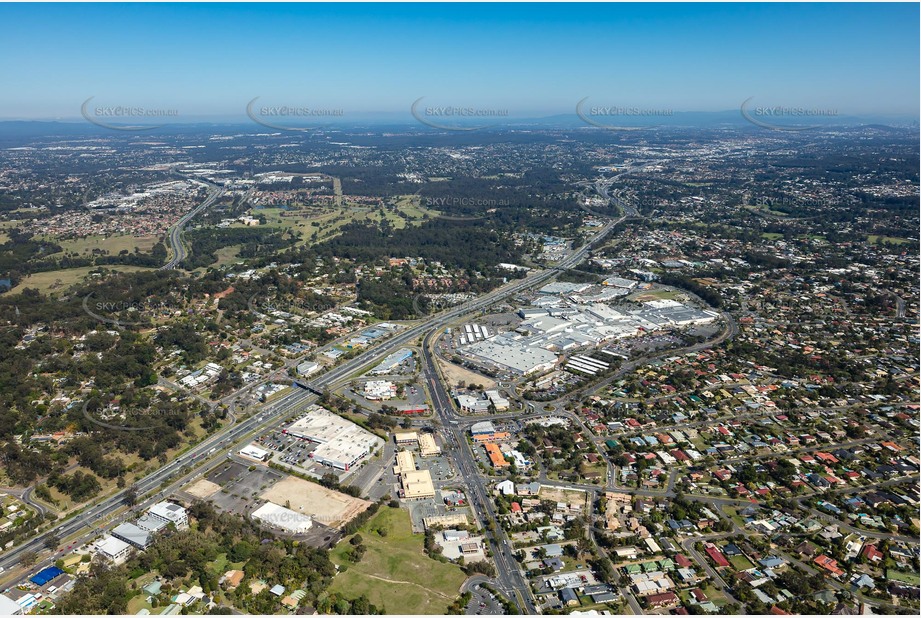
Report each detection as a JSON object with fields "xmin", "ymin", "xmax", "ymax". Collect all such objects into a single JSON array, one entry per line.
[
  {"xmin": 160, "ymin": 184, "xmax": 224, "ymax": 270},
  {"xmin": 680, "ymin": 534, "xmax": 741, "ymax": 606},
  {"xmin": 422, "ymin": 328, "xmax": 539, "ymax": 614},
  {"xmin": 0, "ymin": 207, "xmax": 622, "ymax": 590}
]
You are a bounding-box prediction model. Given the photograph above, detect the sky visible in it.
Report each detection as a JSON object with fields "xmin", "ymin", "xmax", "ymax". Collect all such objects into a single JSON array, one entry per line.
[{"xmin": 0, "ymin": 2, "xmax": 918, "ymax": 122}]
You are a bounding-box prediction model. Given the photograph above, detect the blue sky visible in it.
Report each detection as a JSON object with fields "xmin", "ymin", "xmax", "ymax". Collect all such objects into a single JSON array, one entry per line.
[{"xmin": 0, "ymin": 2, "xmax": 917, "ymax": 121}]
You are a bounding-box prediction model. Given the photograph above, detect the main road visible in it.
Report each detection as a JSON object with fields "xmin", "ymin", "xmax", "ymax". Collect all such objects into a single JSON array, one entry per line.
[
  {"xmin": 0, "ymin": 209, "xmax": 624, "ymax": 588},
  {"xmin": 160, "ymin": 184, "xmax": 224, "ymax": 270},
  {"xmin": 421, "ymin": 328, "xmax": 539, "ymax": 614}
]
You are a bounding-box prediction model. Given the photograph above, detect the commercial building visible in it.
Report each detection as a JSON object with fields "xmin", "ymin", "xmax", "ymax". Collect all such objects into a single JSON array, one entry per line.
[
  {"xmin": 148, "ymin": 501, "xmax": 189, "ymax": 529},
  {"xmin": 472, "ymin": 432, "xmax": 511, "ymax": 443},
  {"xmin": 0, "ymin": 593, "xmax": 22, "ymax": 616},
  {"xmin": 296, "ymin": 361, "xmax": 320, "ymax": 376},
  {"xmin": 134, "ymin": 514, "xmax": 168, "ymax": 534},
  {"xmin": 470, "ymin": 421, "xmax": 497, "ymax": 435},
  {"xmin": 419, "ymin": 433, "xmax": 441, "ymax": 457},
  {"xmin": 93, "ymin": 535, "xmax": 132, "ymax": 564},
  {"xmin": 485, "ymin": 390, "xmax": 510, "ymax": 411},
  {"xmin": 363, "ymin": 380, "xmax": 397, "ymax": 401},
  {"xmin": 423, "ymin": 513, "xmax": 469, "ymax": 529},
  {"xmin": 484, "ymin": 443, "xmax": 510, "ymax": 468},
  {"xmin": 112, "ymin": 522, "xmax": 154, "ymax": 550},
  {"xmin": 456, "ymin": 393, "xmax": 491, "ymax": 413},
  {"xmin": 393, "ymin": 450, "xmax": 417, "ymax": 476},
  {"xmin": 394, "ymin": 431, "xmax": 418, "ymax": 445},
  {"xmin": 400, "ymin": 469, "xmax": 435, "ymax": 500},
  {"xmin": 239, "ymin": 444, "xmax": 269, "ymax": 461},
  {"xmin": 463, "ymin": 335, "xmax": 558, "ymax": 375},
  {"xmin": 369, "ymin": 348, "xmax": 413, "ymax": 375},
  {"xmin": 283, "ymin": 404, "xmax": 383, "ymax": 471},
  {"xmin": 251, "ymin": 502, "xmax": 313, "ymax": 534}
]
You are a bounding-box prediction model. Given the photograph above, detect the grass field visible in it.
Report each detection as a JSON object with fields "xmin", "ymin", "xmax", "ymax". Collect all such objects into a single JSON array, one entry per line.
[
  {"xmin": 327, "ymin": 507, "xmax": 466, "ymax": 614},
  {"xmin": 744, "ymin": 203, "xmax": 789, "ymax": 217},
  {"xmin": 867, "ymin": 235, "xmax": 912, "ymax": 246},
  {"xmin": 729, "ymin": 554, "xmax": 754, "ymax": 571},
  {"xmin": 191, "ymin": 244, "xmax": 242, "ymax": 274},
  {"xmin": 10, "ymin": 265, "xmax": 155, "ymax": 295},
  {"xmin": 886, "ymin": 569, "xmax": 920, "ymax": 586},
  {"xmin": 251, "ymin": 195, "xmax": 442, "ymax": 247},
  {"xmin": 46, "ymin": 233, "xmax": 160, "ymax": 257},
  {"xmin": 721, "ymin": 506, "xmax": 747, "ymax": 528},
  {"xmin": 126, "ymin": 596, "xmax": 152, "ymax": 614},
  {"xmin": 627, "ymin": 288, "xmax": 683, "ymax": 303}
]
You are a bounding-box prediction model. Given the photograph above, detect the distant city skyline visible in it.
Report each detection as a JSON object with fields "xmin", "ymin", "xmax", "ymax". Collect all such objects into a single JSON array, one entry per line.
[{"xmin": 0, "ymin": 2, "xmax": 918, "ymax": 121}]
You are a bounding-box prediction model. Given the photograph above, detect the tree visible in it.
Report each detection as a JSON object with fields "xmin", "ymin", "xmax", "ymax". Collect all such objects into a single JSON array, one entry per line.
[
  {"xmin": 20, "ymin": 551, "xmax": 37, "ymax": 567},
  {"xmin": 44, "ymin": 534, "xmax": 60, "ymax": 551}
]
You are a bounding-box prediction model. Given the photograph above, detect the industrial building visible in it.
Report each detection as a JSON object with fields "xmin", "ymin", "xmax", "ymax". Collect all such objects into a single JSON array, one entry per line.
[
  {"xmin": 252, "ymin": 502, "xmax": 313, "ymax": 534},
  {"xmin": 283, "ymin": 404, "xmax": 384, "ymax": 471}
]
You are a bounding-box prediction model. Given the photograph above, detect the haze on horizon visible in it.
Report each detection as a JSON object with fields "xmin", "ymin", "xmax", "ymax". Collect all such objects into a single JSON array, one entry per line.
[{"xmin": 0, "ymin": 2, "xmax": 918, "ymax": 122}]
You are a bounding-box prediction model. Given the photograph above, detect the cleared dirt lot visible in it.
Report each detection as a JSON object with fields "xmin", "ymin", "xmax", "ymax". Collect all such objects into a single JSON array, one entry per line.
[
  {"xmin": 260, "ymin": 476, "xmax": 372, "ymax": 528},
  {"xmin": 435, "ymin": 357, "xmax": 496, "ymax": 390},
  {"xmin": 185, "ymin": 479, "xmax": 221, "ymax": 499},
  {"xmin": 538, "ymin": 486, "xmax": 589, "ymax": 511}
]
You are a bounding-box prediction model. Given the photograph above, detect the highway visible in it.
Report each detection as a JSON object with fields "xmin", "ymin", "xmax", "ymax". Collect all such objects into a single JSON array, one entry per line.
[
  {"xmin": 0, "ymin": 209, "xmax": 622, "ymax": 589},
  {"xmin": 160, "ymin": 185, "xmax": 224, "ymax": 270}
]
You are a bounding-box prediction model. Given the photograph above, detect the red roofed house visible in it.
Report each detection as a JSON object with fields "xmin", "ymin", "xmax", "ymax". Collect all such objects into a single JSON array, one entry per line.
[
  {"xmin": 704, "ymin": 543, "xmax": 730, "ymax": 568},
  {"xmin": 646, "ymin": 592, "xmax": 679, "ymax": 608},
  {"xmin": 862, "ymin": 544, "xmax": 883, "ymax": 563},
  {"xmin": 814, "ymin": 554, "xmax": 844, "ymax": 578}
]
